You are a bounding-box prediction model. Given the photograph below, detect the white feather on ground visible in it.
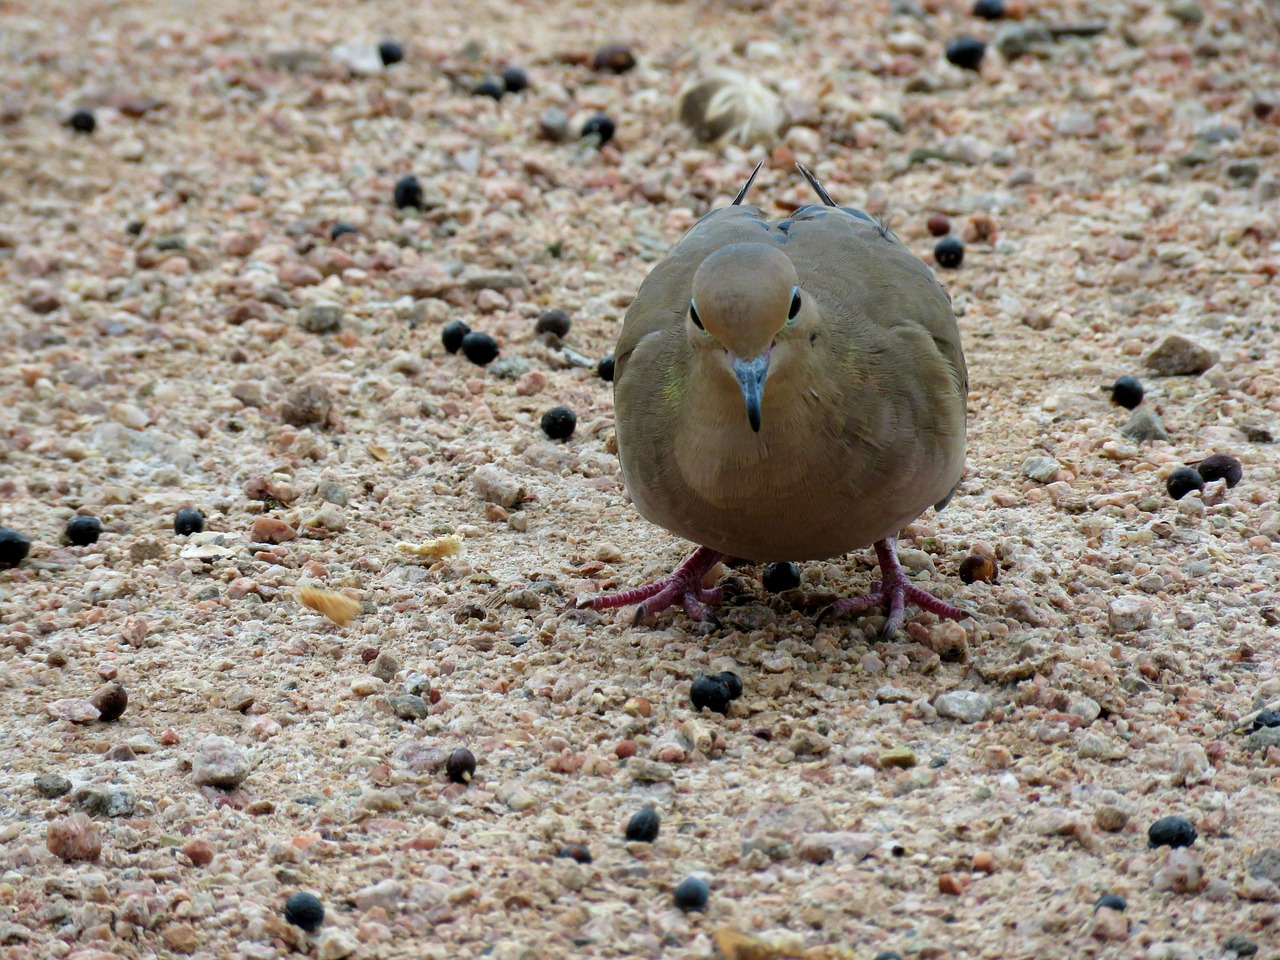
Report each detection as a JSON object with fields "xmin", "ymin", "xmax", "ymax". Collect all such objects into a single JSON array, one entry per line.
[{"xmin": 674, "ymin": 71, "xmax": 789, "ymax": 147}]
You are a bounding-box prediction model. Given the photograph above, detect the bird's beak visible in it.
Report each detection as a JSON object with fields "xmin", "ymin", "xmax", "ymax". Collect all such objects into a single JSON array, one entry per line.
[{"xmin": 731, "ymin": 351, "xmax": 771, "ymax": 433}]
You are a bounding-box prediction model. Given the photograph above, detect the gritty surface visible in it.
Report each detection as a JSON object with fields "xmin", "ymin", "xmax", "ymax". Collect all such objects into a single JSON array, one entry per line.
[{"xmin": 1, "ymin": 1, "xmax": 1280, "ymax": 959}]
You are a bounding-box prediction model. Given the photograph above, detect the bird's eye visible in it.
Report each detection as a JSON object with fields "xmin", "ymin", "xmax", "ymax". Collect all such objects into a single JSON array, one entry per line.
[
  {"xmin": 689, "ymin": 299, "xmax": 704, "ymax": 330},
  {"xmin": 788, "ymin": 287, "xmax": 802, "ymax": 320}
]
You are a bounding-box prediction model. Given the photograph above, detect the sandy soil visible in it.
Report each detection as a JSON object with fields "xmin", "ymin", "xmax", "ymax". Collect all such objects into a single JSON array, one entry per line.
[{"xmin": 2, "ymin": 0, "xmax": 1280, "ymax": 958}]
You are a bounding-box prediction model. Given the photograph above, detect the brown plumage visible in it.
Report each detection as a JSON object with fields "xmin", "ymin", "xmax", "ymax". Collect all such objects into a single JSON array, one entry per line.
[{"xmin": 585, "ymin": 164, "xmax": 969, "ymax": 636}]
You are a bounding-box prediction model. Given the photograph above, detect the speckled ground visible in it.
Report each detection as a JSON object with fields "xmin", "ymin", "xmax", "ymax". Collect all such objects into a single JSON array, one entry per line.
[{"xmin": 2, "ymin": 1, "xmax": 1280, "ymax": 959}]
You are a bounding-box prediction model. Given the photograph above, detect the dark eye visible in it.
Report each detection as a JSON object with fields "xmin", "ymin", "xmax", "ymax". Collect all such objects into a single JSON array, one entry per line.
[
  {"xmin": 689, "ymin": 299, "xmax": 704, "ymax": 330},
  {"xmin": 788, "ymin": 287, "xmax": 801, "ymax": 320}
]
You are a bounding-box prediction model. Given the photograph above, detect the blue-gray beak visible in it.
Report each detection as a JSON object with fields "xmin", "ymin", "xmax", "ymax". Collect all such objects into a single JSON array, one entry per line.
[{"xmin": 731, "ymin": 352, "xmax": 771, "ymax": 433}]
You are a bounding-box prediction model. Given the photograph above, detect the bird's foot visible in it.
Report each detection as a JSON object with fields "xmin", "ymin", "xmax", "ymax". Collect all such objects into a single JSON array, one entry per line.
[
  {"xmin": 579, "ymin": 546, "xmax": 726, "ymax": 625},
  {"xmin": 823, "ymin": 537, "xmax": 968, "ymax": 639}
]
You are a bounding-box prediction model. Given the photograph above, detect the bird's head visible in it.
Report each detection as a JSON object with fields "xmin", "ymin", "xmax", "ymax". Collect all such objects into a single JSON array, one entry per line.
[{"xmin": 688, "ymin": 242, "xmax": 808, "ymax": 432}]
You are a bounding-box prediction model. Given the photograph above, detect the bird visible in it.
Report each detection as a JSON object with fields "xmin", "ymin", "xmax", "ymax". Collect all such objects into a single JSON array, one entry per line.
[{"xmin": 581, "ymin": 163, "xmax": 970, "ymax": 639}]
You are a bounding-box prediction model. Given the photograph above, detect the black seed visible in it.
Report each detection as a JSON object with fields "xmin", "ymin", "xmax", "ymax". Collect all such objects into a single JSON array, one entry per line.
[
  {"xmin": 500, "ymin": 66, "xmax": 529, "ymax": 93},
  {"xmin": 393, "ymin": 174, "xmax": 424, "ymax": 210},
  {"xmin": 934, "ymin": 236, "xmax": 965, "ymax": 269},
  {"xmin": 972, "ymin": 0, "xmax": 1005, "ymax": 18},
  {"xmin": 713, "ymin": 671, "xmax": 743, "ymax": 700},
  {"xmin": 581, "ymin": 114, "xmax": 616, "ymax": 146},
  {"xmin": 1197, "ymin": 453, "xmax": 1243, "ymax": 488},
  {"xmin": 624, "ymin": 806, "xmax": 660, "ymax": 842},
  {"xmin": 945, "ymin": 37, "xmax": 987, "ymax": 71},
  {"xmin": 125, "ymin": 219, "xmax": 145, "ymax": 237},
  {"xmin": 460, "ymin": 331, "xmax": 499, "ymax": 366},
  {"xmin": 473, "ymin": 77, "xmax": 506, "ymax": 100},
  {"xmin": 66, "ymin": 515, "xmax": 102, "ymax": 546},
  {"xmin": 672, "ymin": 876, "xmax": 709, "ymax": 912},
  {"xmin": 597, "ymin": 356, "xmax": 615, "ymax": 382},
  {"xmin": 873, "ymin": 954, "xmax": 905, "ymax": 960},
  {"xmin": 762, "ymin": 561, "xmax": 801, "ymax": 592},
  {"xmin": 1166, "ymin": 466, "xmax": 1204, "ymax": 501},
  {"xmin": 1111, "ymin": 375, "xmax": 1145, "ymax": 409},
  {"xmin": 690, "ymin": 675, "xmax": 732, "ymax": 714},
  {"xmin": 283, "ymin": 891, "xmax": 325, "ymax": 932},
  {"xmin": 0, "ymin": 527, "xmax": 31, "ymax": 568},
  {"xmin": 1094, "ymin": 893, "xmax": 1127, "ymax": 912},
  {"xmin": 557, "ymin": 843, "xmax": 593, "ymax": 864},
  {"xmin": 446, "ymin": 747, "xmax": 477, "ymax": 784},
  {"xmin": 441, "ymin": 320, "xmax": 471, "ymax": 354},
  {"xmin": 329, "ymin": 222, "xmax": 358, "ymax": 241},
  {"xmin": 1252, "ymin": 709, "xmax": 1280, "ymax": 731},
  {"xmin": 535, "ymin": 308, "xmax": 572, "ymax": 338},
  {"xmin": 593, "ymin": 43, "xmax": 636, "ymax": 74},
  {"xmin": 540, "ymin": 406, "xmax": 577, "ymax": 441},
  {"xmin": 1148, "ymin": 815, "xmax": 1197, "ymax": 849},
  {"xmin": 68, "ymin": 108, "xmax": 96, "ymax": 134},
  {"xmin": 174, "ymin": 508, "xmax": 205, "ymax": 536},
  {"xmin": 378, "ymin": 40, "xmax": 404, "ymax": 66}
]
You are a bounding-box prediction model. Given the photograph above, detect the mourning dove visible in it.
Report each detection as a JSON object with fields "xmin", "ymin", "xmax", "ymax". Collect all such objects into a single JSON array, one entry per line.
[{"xmin": 584, "ymin": 163, "xmax": 969, "ymax": 638}]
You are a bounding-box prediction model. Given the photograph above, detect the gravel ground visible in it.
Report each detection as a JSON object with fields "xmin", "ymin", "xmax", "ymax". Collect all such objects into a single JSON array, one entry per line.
[{"xmin": 2, "ymin": 0, "xmax": 1280, "ymax": 958}]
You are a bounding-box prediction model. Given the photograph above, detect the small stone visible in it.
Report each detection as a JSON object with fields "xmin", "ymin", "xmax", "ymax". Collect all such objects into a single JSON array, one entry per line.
[
  {"xmin": 934, "ymin": 690, "xmax": 992, "ymax": 723},
  {"xmin": 191, "ymin": 735, "xmax": 251, "ymax": 788},
  {"xmin": 1091, "ymin": 906, "xmax": 1129, "ymax": 941},
  {"xmin": 1152, "ymin": 847, "xmax": 1205, "ymax": 893},
  {"xmin": 1247, "ymin": 848, "xmax": 1280, "ymax": 884},
  {"xmin": 1108, "ymin": 597, "xmax": 1152, "ymax": 633},
  {"xmin": 626, "ymin": 758, "xmax": 673, "ymax": 782},
  {"xmin": 74, "ymin": 785, "xmax": 135, "ymax": 817},
  {"xmin": 46, "ymin": 698, "xmax": 101, "ymax": 724},
  {"xmin": 1141, "ymin": 162, "xmax": 1172, "ymax": 184},
  {"xmin": 538, "ymin": 107, "xmax": 570, "ymax": 141},
  {"xmin": 1166, "ymin": 0, "xmax": 1203, "ymax": 24},
  {"xmin": 182, "ymin": 838, "xmax": 214, "ymax": 866},
  {"xmin": 1222, "ymin": 934, "xmax": 1259, "ymax": 957},
  {"xmin": 558, "ymin": 843, "xmax": 592, "ymax": 864},
  {"xmin": 35, "ymin": 773, "xmax": 72, "ymax": 798},
  {"xmin": 787, "ymin": 729, "xmax": 831, "ymax": 756},
  {"xmin": 472, "ymin": 464, "xmax": 525, "ymax": 508},
  {"xmin": 1021, "ymin": 455, "xmax": 1060, "ymax": 483},
  {"xmin": 162, "ymin": 923, "xmax": 199, "ymax": 954},
  {"xmin": 280, "ymin": 382, "xmax": 332, "ymax": 427},
  {"xmin": 249, "ymin": 517, "xmax": 297, "ymax": 544},
  {"xmin": 879, "ymin": 747, "xmax": 917, "ymax": 768},
  {"xmin": 390, "ymin": 695, "xmax": 429, "ymax": 720},
  {"xmin": 1145, "ymin": 334, "xmax": 1218, "ymax": 377},
  {"xmin": 89, "ymin": 683, "xmax": 127, "ymax": 722},
  {"xmin": 592, "ymin": 43, "xmax": 636, "ymax": 73},
  {"xmin": 1121, "ymin": 408, "xmax": 1169, "ymax": 443},
  {"xmin": 299, "ymin": 301, "xmax": 342, "ymax": 333},
  {"xmin": 371, "ymin": 650, "xmax": 400, "ymax": 682},
  {"xmin": 1095, "ymin": 803, "xmax": 1126, "ymax": 834},
  {"xmin": 1225, "ymin": 160, "xmax": 1261, "ymax": 188},
  {"xmin": 317, "ymin": 930, "xmax": 358, "ymax": 960},
  {"xmin": 46, "ymin": 813, "xmax": 102, "ymax": 862},
  {"xmin": 351, "ymin": 878, "xmax": 402, "ymax": 911}
]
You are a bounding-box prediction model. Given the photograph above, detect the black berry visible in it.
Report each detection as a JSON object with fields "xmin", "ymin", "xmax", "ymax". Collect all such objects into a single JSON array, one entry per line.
[
  {"xmin": 934, "ymin": 236, "xmax": 965, "ymax": 269},
  {"xmin": 593, "ymin": 44, "xmax": 636, "ymax": 74},
  {"xmin": 460, "ymin": 331, "xmax": 499, "ymax": 366},
  {"xmin": 500, "ymin": 66, "xmax": 529, "ymax": 93},
  {"xmin": 174, "ymin": 508, "xmax": 205, "ymax": 536},
  {"xmin": 473, "ymin": 77, "xmax": 505, "ymax": 100},
  {"xmin": 1197, "ymin": 454, "xmax": 1243, "ymax": 488},
  {"xmin": 557, "ymin": 843, "xmax": 593, "ymax": 864},
  {"xmin": 1166, "ymin": 467, "xmax": 1205, "ymax": 501},
  {"xmin": 283, "ymin": 891, "xmax": 325, "ymax": 932},
  {"xmin": 762, "ymin": 561, "xmax": 801, "ymax": 592},
  {"xmin": 0, "ymin": 527, "xmax": 31, "ymax": 568},
  {"xmin": 1147, "ymin": 815, "xmax": 1197, "ymax": 849},
  {"xmin": 68, "ymin": 109, "xmax": 96, "ymax": 134},
  {"xmin": 713, "ymin": 671, "xmax": 743, "ymax": 700},
  {"xmin": 535, "ymin": 308, "xmax": 572, "ymax": 338},
  {"xmin": 1251, "ymin": 709, "xmax": 1280, "ymax": 731},
  {"xmin": 446, "ymin": 747, "xmax": 476, "ymax": 784},
  {"xmin": 441, "ymin": 320, "xmax": 471, "ymax": 354},
  {"xmin": 1111, "ymin": 375, "xmax": 1145, "ymax": 409},
  {"xmin": 378, "ymin": 40, "xmax": 404, "ymax": 66},
  {"xmin": 945, "ymin": 37, "xmax": 987, "ymax": 72},
  {"xmin": 540, "ymin": 407, "xmax": 577, "ymax": 441},
  {"xmin": 972, "ymin": 0, "xmax": 1005, "ymax": 18},
  {"xmin": 581, "ymin": 114, "xmax": 616, "ymax": 146},
  {"xmin": 690, "ymin": 675, "xmax": 732, "ymax": 715},
  {"xmin": 393, "ymin": 175, "xmax": 424, "ymax": 210},
  {"xmin": 66, "ymin": 515, "xmax": 102, "ymax": 546},
  {"xmin": 672, "ymin": 876, "xmax": 709, "ymax": 912},
  {"xmin": 330, "ymin": 222, "xmax": 358, "ymax": 241},
  {"xmin": 624, "ymin": 806, "xmax": 660, "ymax": 842},
  {"xmin": 597, "ymin": 356, "xmax": 615, "ymax": 382},
  {"xmin": 1094, "ymin": 893, "xmax": 1127, "ymax": 912}
]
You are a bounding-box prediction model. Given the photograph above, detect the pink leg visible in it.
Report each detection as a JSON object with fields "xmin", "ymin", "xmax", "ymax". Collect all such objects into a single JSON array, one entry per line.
[
  {"xmin": 580, "ymin": 546, "xmax": 726, "ymax": 625},
  {"xmin": 826, "ymin": 536, "xmax": 968, "ymax": 639}
]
